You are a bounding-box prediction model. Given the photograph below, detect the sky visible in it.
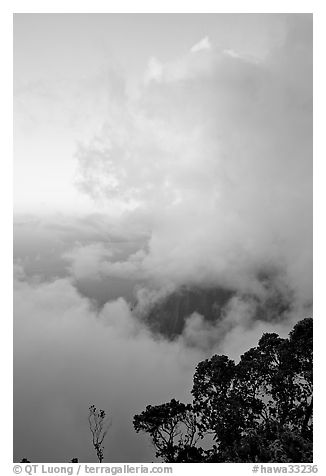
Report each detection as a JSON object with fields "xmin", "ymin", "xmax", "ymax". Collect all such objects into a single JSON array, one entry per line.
[{"xmin": 13, "ymin": 13, "xmax": 312, "ymax": 463}]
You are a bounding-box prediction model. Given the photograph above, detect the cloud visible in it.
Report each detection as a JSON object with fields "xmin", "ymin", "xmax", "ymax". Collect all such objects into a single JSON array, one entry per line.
[
  {"xmin": 14, "ymin": 267, "xmax": 301, "ymax": 462},
  {"xmin": 14, "ymin": 274, "xmax": 204, "ymax": 462},
  {"xmin": 74, "ymin": 16, "xmax": 312, "ymax": 311},
  {"xmin": 179, "ymin": 294, "xmax": 302, "ymax": 359},
  {"xmin": 144, "ymin": 57, "xmax": 163, "ymax": 84},
  {"xmin": 13, "ymin": 15, "xmax": 313, "ymax": 464},
  {"xmin": 14, "ymin": 213, "xmax": 149, "ymax": 280},
  {"xmin": 64, "ymin": 242, "xmax": 114, "ymax": 280},
  {"xmin": 190, "ymin": 36, "xmax": 211, "ymax": 53}
]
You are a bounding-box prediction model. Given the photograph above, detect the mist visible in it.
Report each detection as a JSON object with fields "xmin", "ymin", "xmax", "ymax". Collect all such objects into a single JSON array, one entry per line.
[{"xmin": 13, "ymin": 13, "xmax": 312, "ymax": 463}]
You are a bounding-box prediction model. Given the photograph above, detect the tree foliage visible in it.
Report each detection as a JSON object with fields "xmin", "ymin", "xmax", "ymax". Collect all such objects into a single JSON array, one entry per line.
[
  {"xmin": 133, "ymin": 318, "xmax": 313, "ymax": 463},
  {"xmin": 134, "ymin": 399, "xmax": 203, "ymax": 462}
]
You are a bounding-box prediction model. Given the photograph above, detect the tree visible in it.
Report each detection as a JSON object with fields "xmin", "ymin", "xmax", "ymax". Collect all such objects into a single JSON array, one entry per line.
[
  {"xmin": 133, "ymin": 318, "xmax": 313, "ymax": 463},
  {"xmin": 88, "ymin": 405, "xmax": 112, "ymax": 463},
  {"xmin": 134, "ymin": 399, "xmax": 203, "ymax": 462}
]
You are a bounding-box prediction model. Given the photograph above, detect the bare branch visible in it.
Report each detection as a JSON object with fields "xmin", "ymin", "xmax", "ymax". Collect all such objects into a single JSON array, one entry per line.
[{"xmin": 88, "ymin": 405, "xmax": 111, "ymax": 463}]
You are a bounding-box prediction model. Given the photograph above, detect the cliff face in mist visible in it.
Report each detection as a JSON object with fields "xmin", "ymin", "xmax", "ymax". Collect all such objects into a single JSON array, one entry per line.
[
  {"xmin": 144, "ymin": 286, "xmax": 234, "ymax": 338},
  {"xmin": 141, "ymin": 279, "xmax": 295, "ymax": 340}
]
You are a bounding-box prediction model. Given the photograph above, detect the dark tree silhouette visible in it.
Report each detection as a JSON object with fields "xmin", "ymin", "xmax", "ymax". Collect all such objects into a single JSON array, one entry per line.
[
  {"xmin": 134, "ymin": 318, "xmax": 313, "ymax": 463},
  {"xmin": 134, "ymin": 399, "xmax": 203, "ymax": 462},
  {"xmin": 88, "ymin": 404, "xmax": 111, "ymax": 463}
]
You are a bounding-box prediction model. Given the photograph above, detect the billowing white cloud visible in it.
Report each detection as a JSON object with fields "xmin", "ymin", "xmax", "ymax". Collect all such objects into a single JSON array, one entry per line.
[
  {"xmin": 74, "ymin": 16, "xmax": 312, "ymax": 309},
  {"xmin": 64, "ymin": 242, "xmax": 114, "ymax": 280}
]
